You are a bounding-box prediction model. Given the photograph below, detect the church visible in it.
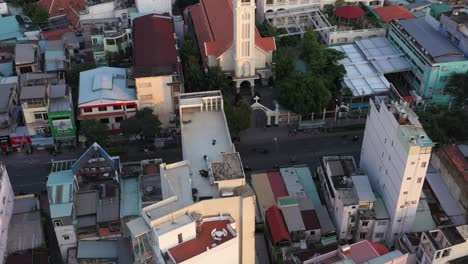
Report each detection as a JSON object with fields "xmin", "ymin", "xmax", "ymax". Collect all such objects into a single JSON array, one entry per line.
[{"xmin": 184, "ymin": 0, "xmax": 276, "ymax": 94}]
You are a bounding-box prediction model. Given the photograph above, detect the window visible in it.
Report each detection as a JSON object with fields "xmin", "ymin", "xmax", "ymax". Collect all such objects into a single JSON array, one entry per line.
[
  {"xmin": 382, "ymin": 152, "xmax": 384, "ymax": 158},
  {"xmin": 377, "ymin": 221, "xmax": 386, "ymax": 226},
  {"xmin": 83, "ymin": 108, "xmax": 92, "ymax": 113},
  {"xmin": 126, "ymin": 104, "xmax": 136, "ymax": 109},
  {"xmin": 115, "ymin": 117, "xmax": 124, "ymax": 123},
  {"xmin": 442, "ymin": 249, "xmax": 451, "ymax": 257},
  {"xmin": 403, "ymin": 191, "xmax": 408, "ymax": 194},
  {"xmin": 53, "ymin": 220, "xmax": 63, "ymax": 227},
  {"xmin": 266, "ymin": 0, "xmax": 273, "ymax": 4},
  {"xmin": 92, "ymin": 38, "xmax": 98, "ymax": 45},
  {"xmin": 34, "ymin": 112, "xmax": 48, "ymax": 120},
  {"xmin": 407, "ymin": 177, "xmax": 412, "ymax": 181},
  {"xmin": 100, "ymin": 118, "xmax": 109, "ymax": 124},
  {"xmin": 384, "ymin": 138, "xmax": 386, "ymax": 144},
  {"xmin": 106, "ymin": 39, "xmax": 115, "ymax": 45},
  {"xmin": 410, "ymin": 161, "xmax": 415, "ymax": 165},
  {"xmin": 421, "ymin": 162, "xmax": 427, "ymax": 168},
  {"xmin": 63, "ymin": 235, "xmax": 70, "ymax": 240},
  {"xmin": 113, "ymin": 105, "xmax": 122, "ymax": 110},
  {"xmin": 442, "ymin": 66, "xmax": 450, "ymax": 72},
  {"xmin": 362, "ymin": 221, "xmax": 369, "ymax": 227},
  {"xmin": 417, "ymin": 177, "xmax": 422, "ymax": 183},
  {"xmin": 360, "ymin": 233, "xmax": 367, "ymax": 239},
  {"xmin": 178, "ymin": 233, "xmax": 183, "ymax": 244},
  {"xmin": 350, "ymin": 216, "xmax": 355, "ymax": 223},
  {"xmin": 400, "ymin": 205, "xmax": 404, "ymax": 208},
  {"xmin": 98, "ymin": 106, "xmax": 107, "ymax": 112}
]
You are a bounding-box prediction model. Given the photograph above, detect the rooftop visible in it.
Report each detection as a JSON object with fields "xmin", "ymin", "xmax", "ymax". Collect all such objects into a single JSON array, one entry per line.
[
  {"xmin": 50, "ymin": 202, "xmax": 73, "ymax": 218},
  {"xmin": 280, "ymin": 167, "xmax": 305, "ymax": 197},
  {"xmin": 281, "ymin": 204, "xmax": 306, "ymax": 232},
  {"xmin": 78, "ymin": 67, "xmax": 137, "ymax": 105},
  {"xmin": 47, "ymin": 170, "xmax": 74, "ymax": 186},
  {"xmin": 20, "ymin": 72, "xmax": 59, "ymax": 87},
  {"xmin": 120, "ymin": 177, "xmax": 141, "ymax": 218},
  {"xmin": 186, "ymin": 0, "xmax": 275, "ymax": 63},
  {"xmin": 167, "ymin": 219, "xmax": 236, "ymax": 263},
  {"xmin": 133, "ymin": 14, "xmax": 179, "ymax": 78},
  {"xmin": 266, "ymin": 206, "xmax": 291, "ymax": 244},
  {"xmin": 37, "ymin": 0, "xmax": 87, "ymax": 27},
  {"xmin": 211, "ymin": 152, "xmax": 244, "ymax": 182},
  {"xmin": 251, "ymin": 172, "xmax": 276, "ymax": 212},
  {"xmin": 0, "ymin": 15, "xmax": 37, "ymax": 42},
  {"xmin": 15, "ymin": 43, "xmax": 36, "ymax": 65},
  {"xmin": 7, "ymin": 210, "xmax": 44, "ymax": 254},
  {"xmin": 398, "ymin": 17, "xmax": 466, "ymax": 63},
  {"xmin": 332, "ymin": 37, "xmax": 411, "ymax": 97},
  {"xmin": 351, "ymin": 175, "xmax": 375, "ymax": 203},
  {"xmin": 0, "ymin": 81, "xmax": 17, "ymax": 113},
  {"xmin": 20, "ymin": 85, "xmax": 47, "ymax": 100},
  {"xmin": 441, "ymin": 144, "xmax": 468, "ymax": 181},
  {"xmin": 322, "ymin": 156, "xmax": 359, "ymax": 206},
  {"xmin": 374, "ymin": 5, "xmax": 416, "ymax": 23},
  {"xmin": 76, "ymin": 238, "xmax": 135, "ymax": 263},
  {"xmin": 301, "ymin": 209, "xmax": 321, "ymax": 231},
  {"xmin": 267, "ymin": 171, "xmax": 289, "ymax": 200}
]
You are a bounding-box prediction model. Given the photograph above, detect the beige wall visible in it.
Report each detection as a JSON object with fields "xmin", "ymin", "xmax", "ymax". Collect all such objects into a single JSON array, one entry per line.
[
  {"xmin": 136, "ymin": 75, "xmax": 175, "ymax": 128},
  {"xmin": 158, "ymin": 221, "xmax": 196, "ymax": 252},
  {"xmin": 147, "ymin": 195, "xmax": 256, "ymax": 264}
]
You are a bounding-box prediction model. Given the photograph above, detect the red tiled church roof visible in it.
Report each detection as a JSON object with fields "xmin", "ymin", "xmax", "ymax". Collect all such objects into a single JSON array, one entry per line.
[
  {"xmin": 266, "ymin": 206, "xmax": 291, "ymax": 244},
  {"xmin": 37, "ymin": 0, "xmax": 87, "ymax": 27},
  {"xmin": 186, "ymin": 0, "xmax": 275, "ymax": 63},
  {"xmin": 133, "ymin": 14, "xmax": 179, "ymax": 78},
  {"xmin": 374, "ymin": 5, "xmax": 416, "ymax": 24}
]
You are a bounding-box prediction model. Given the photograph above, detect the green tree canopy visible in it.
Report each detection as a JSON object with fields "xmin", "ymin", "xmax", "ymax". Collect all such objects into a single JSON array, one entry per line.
[
  {"xmin": 181, "ymin": 35, "xmax": 204, "ymax": 92},
  {"xmin": 277, "ymin": 72, "xmax": 331, "ymax": 115},
  {"xmin": 224, "ymin": 100, "xmax": 252, "ymax": 138},
  {"xmin": 80, "ymin": 119, "xmax": 109, "ymax": 146},
  {"xmin": 120, "ymin": 108, "xmax": 162, "ymax": 140},
  {"xmin": 274, "ymin": 47, "xmax": 297, "ymax": 81},
  {"xmin": 203, "ymin": 66, "xmax": 231, "ymax": 93},
  {"xmin": 446, "ymin": 72, "xmax": 468, "ymax": 106}
]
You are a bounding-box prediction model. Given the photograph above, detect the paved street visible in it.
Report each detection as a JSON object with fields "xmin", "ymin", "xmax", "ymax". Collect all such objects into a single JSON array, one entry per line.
[{"xmin": 237, "ymin": 126, "xmax": 364, "ymax": 172}]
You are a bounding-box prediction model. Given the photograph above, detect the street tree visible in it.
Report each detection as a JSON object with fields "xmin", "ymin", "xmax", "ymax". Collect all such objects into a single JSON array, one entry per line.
[
  {"xmin": 80, "ymin": 119, "xmax": 109, "ymax": 146},
  {"xmin": 120, "ymin": 108, "xmax": 162, "ymax": 140},
  {"xmin": 203, "ymin": 66, "xmax": 231, "ymax": 93},
  {"xmin": 224, "ymin": 100, "xmax": 252, "ymax": 138},
  {"xmin": 181, "ymin": 36, "xmax": 204, "ymax": 92},
  {"xmin": 274, "ymin": 47, "xmax": 297, "ymax": 81},
  {"xmin": 446, "ymin": 72, "xmax": 468, "ymax": 107},
  {"xmin": 277, "ymin": 72, "xmax": 331, "ymax": 115}
]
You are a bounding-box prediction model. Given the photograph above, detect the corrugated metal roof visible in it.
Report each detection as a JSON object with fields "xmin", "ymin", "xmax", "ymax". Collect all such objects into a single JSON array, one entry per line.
[
  {"xmin": 280, "ymin": 204, "xmax": 305, "ymax": 232},
  {"xmin": 127, "ymin": 217, "xmax": 150, "ymax": 238},
  {"xmin": 75, "ymin": 191, "xmax": 97, "ymax": 216},
  {"xmin": 15, "ymin": 44, "xmax": 36, "ymax": 64},
  {"xmin": 295, "ymin": 167, "xmax": 322, "ymax": 208},
  {"xmin": 50, "ymin": 203, "xmax": 73, "ymax": 218},
  {"xmin": 266, "ymin": 206, "xmax": 291, "ymax": 244},
  {"xmin": 267, "ymin": 171, "xmax": 289, "ymax": 199},
  {"xmin": 78, "ymin": 67, "xmax": 137, "ymax": 105},
  {"xmin": 77, "ymin": 240, "xmax": 118, "ymax": 259},
  {"xmin": 0, "ymin": 16, "xmax": 26, "ymax": 42},
  {"xmin": 120, "ymin": 177, "xmax": 141, "ymax": 218},
  {"xmin": 251, "ymin": 173, "xmax": 276, "ymax": 212},
  {"xmin": 399, "ymin": 18, "xmax": 465, "ymax": 62},
  {"xmin": 49, "ymin": 84, "xmax": 66, "ymax": 99},
  {"xmin": 19, "ymin": 85, "xmax": 46, "ymax": 100},
  {"xmin": 351, "ymin": 175, "xmax": 376, "ymax": 202},
  {"xmin": 47, "ymin": 170, "xmax": 74, "ymax": 186}
]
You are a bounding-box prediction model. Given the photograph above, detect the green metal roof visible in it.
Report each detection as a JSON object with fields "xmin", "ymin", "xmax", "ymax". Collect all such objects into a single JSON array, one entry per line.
[
  {"xmin": 364, "ymin": 250, "xmax": 403, "ymax": 264},
  {"xmin": 47, "ymin": 170, "xmax": 74, "ymax": 186},
  {"xmin": 295, "ymin": 167, "xmax": 322, "ymax": 208},
  {"xmin": 321, "ymin": 236, "xmax": 338, "ymax": 246},
  {"xmin": 120, "ymin": 177, "xmax": 141, "ymax": 218},
  {"xmin": 430, "ymin": 4, "xmax": 452, "ymax": 14},
  {"xmin": 50, "ymin": 203, "xmax": 73, "ymax": 218},
  {"xmin": 278, "ymin": 197, "xmax": 298, "ymax": 206}
]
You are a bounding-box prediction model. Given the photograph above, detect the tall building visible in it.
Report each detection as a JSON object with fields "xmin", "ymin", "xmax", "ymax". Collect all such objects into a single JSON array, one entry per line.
[
  {"xmin": 0, "ymin": 162, "xmax": 14, "ymax": 264},
  {"xmin": 360, "ymin": 97, "xmax": 433, "ymax": 246},
  {"xmin": 417, "ymin": 225, "xmax": 468, "ymax": 264},
  {"xmin": 126, "ymin": 91, "xmax": 256, "ymax": 264},
  {"xmin": 184, "ymin": 0, "xmax": 275, "ymax": 93}
]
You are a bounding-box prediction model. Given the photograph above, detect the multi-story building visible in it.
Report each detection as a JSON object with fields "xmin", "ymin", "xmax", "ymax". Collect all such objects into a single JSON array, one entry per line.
[
  {"xmin": 48, "ymin": 84, "xmax": 76, "ymax": 146},
  {"xmin": 14, "ymin": 44, "xmax": 41, "ymax": 75},
  {"xmin": 317, "ymin": 156, "xmax": 390, "ymax": 242},
  {"xmin": 133, "ymin": 14, "xmax": 183, "ymax": 128},
  {"xmin": 47, "ymin": 142, "xmax": 132, "ymax": 261},
  {"xmin": 0, "ymin": 77, "xmax": 19, "ymax": 129},
  {"xmin": 89, "ymin": 25, "xmax": 132, "ymax": 66},
  {"xmin": 0, "ymin": 46, "xmax": 15, "ymax": 77},
  {"xmin": 126, "ymin": 91, "xmax": 256, "ymax": 264},
  {"xmin": 388, "ymin": 17, "xmax": 468, "ymax": 105},
  {"xmin": 78, "ymin": 67, "xmax": 138, "ymax": 130},
  {"xmin": 417, "ymin": 225, "xmax": 468, "ymax": 264},
  {"xmin": 43, "ymin": 40, "xmax": 68, "ymax": 73},
  {"xmin": 360, "ymin": 97, "xmax": 433, "ymax": 247},
  {"xmin": 0, "ymin": 163, "xmax": 14, "ymax": 264},
  {"xmin": 440, "ymin": 9, "xmax": 468, "ymax": 57},
  {"xmin": 0, "ymin": 15, "xmax": 40, "ymax": 44},
  {"xmin": 135, "ymin": 0, "xmax": 172, "ymax": 15},
  {"xmin": 184, "ymin": 0, "xmax": 275, "ymax": 93}
]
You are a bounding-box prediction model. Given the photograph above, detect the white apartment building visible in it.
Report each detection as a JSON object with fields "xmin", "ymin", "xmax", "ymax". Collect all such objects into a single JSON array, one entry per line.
[
  {"xmin": 127, "ymin": 91, "xmax": 255, "ymax": 264},
  {"xmin": 417, "ymin": 225, "xmax": 468, "ymax": 264},
  {"xmin": 317, "ymin": 156, "xmax": 390, "ymax": 242},
  {"xmin": 360, "ymin": 97, "xmax": 433, "ymax": 247},
  {"xmin": 0, "ymin": 162, "xmax": 14, "ymax": 264}
]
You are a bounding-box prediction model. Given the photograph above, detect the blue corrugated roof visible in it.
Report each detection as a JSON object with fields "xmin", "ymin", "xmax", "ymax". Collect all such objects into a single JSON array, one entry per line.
[
  {"xmin": 120, "ymin": 177, "xmax": 141, "ymax": 218},
  {"xmin": 45, "ymin": 50, "xmax": 65, "ymax": 60},
  {"xmin": 295, "ymin": 167, "xmax": 322, "ymax": 208},
  {"xmin": 47, "ymin": 170, "xmax": 74, "ymax": 186},
  {"xmin": 0, "ymin": 16, "xmax": 26, "ymax": 42},
  {"xmin": 78, "ymin": 67, "xmax": 137, "ymax": 105},
  {"xmin": 399, "ymin": 18, "xmax": 465, "ymax": 62},
  {"xmin": 50, "ymin": 202, "xmax": 73, "ymax": 218}
]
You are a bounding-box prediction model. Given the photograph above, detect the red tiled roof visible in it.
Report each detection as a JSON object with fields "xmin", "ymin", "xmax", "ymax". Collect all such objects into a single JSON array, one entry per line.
[
  {"xmin": 168, "ymin": 220, "xmax": 234, "ymax": 263},
  {"xmin": 442, "ymin": 144, "xmax": 468, "ymax": 181},
  {"xmin": 403, "ymin": 95, "xmax": 415, "ymax": 103},
  {"xmin": 133, "ymin": 14, "xmax": 179, "ymax": 78},
  {"xmin": 345, "ymin": 240, "xmax": 383, "ymax": 263},
  {"xmin": 267, "ymin": 171, "xmax": 289, "ymax": 200},
  {"xmin": 367, "ymin": 240, "xmax": 390, "ymax": 255},
  {"xmin": 374, "ymin": 5, "xmax": 416, "ymax": 23},
  {"xmin": 335, "ymin": 6, "xmax": 365, "ymax": 19},
  {"xmin": 37, "ymin": 0, "xmax": 87, "ymax": 27},
  {"xmin": 42, "ymin": 26, "xmax": 74, "ymax": 40},
  {"xmin": 266, "ymin": 206, "xmax": 291, "ymax": 244},
  {"xmin": 186, "ymin": 0, "xmax": 275, "ymax": 62}
]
